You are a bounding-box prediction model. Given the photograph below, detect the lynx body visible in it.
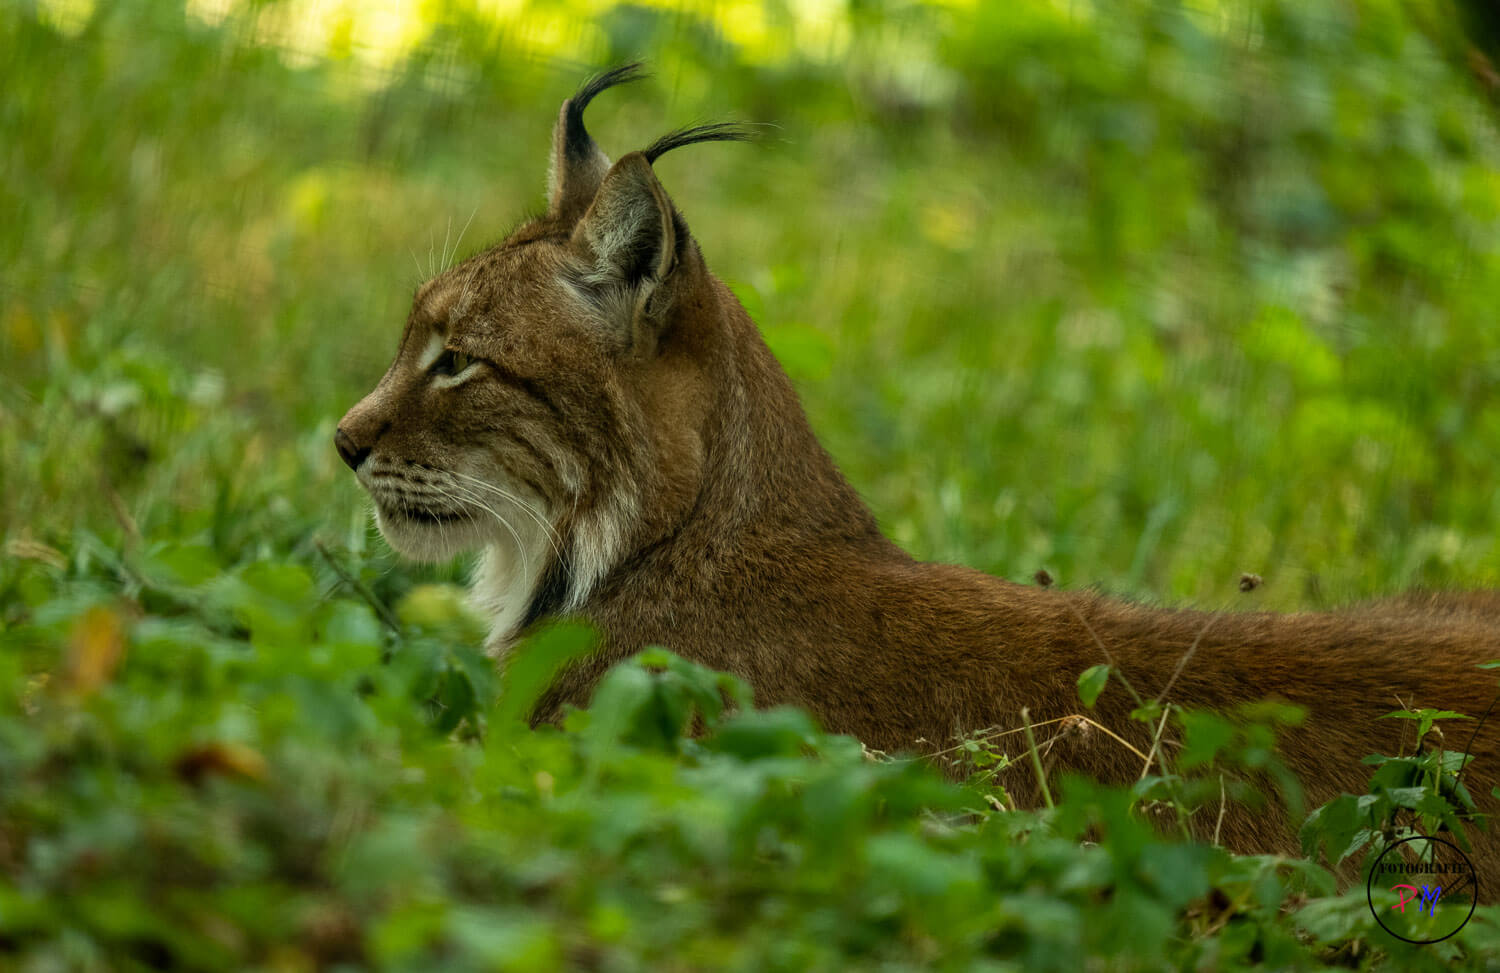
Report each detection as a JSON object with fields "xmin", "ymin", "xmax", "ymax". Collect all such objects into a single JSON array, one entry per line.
[{"xmin": 337, "ymin": 66, "xmax": 1500, "ymax": 893}]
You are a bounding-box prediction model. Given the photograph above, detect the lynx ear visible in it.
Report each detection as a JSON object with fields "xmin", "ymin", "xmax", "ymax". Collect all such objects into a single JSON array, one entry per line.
[
  {"xmin": 548, "ymin": 64, "xmax": 646, "ymax": 226},
  {"xmin": 569, "ymin": 153, "xmax": 678, "ymax": 332},
  {"xmin": 565, "ymin": 119, "xmax": 760, "ymax": 337}
]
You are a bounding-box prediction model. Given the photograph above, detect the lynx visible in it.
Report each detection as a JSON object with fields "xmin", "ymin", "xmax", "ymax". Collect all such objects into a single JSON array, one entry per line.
[{"xmin": 337, "ymin": 65, "xmax": 1498, "ymax": 894}]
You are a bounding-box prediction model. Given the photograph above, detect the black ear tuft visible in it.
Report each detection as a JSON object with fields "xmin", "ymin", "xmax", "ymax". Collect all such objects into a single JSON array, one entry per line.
[
  {"xmin": 642, "ymin": 122, "xmax": 763, "ymax": 165},
  {"xmin": 550, "ymin": 63, "xmax": 650, "ymax": 225},
  {"xmin": 562, "ymin": 63, "xmax": 649, "ymax": 165}
]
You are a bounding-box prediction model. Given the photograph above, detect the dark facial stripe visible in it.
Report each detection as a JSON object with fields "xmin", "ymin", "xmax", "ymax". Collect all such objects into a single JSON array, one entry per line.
[
  {"xmin": 503, "ymin": 426, "xmax": 566, "ymax": 493},
  {"xmin": 492, "ymin": 365, "xmax": 568, "ymax": 424},
  {"xmin": 520, "ymin": 552, "xmax": 573, "ymax": 632}
]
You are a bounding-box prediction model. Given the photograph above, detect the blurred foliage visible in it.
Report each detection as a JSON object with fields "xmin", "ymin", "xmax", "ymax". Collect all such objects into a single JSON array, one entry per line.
[{"xmin": 5, "ymin": 0, "xmax": 1500, "ymax": 967}]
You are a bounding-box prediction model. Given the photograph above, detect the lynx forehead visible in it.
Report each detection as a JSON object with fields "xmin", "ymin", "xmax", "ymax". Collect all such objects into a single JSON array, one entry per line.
[{"xmin": 338, "ymin": 65, "xmax": 1500, "ymax": 897}]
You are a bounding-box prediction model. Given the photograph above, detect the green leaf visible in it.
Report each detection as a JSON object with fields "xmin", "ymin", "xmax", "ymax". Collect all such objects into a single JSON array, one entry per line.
[
  {"xmin": 369, "ymin": 900, "xmax": 448, "ymax": 965},
  {"xmin": 1300, "ymin": 794, "xmax": 1367, "ymax": 864},
  {"xmin": 705, "ymin": 706, "xmax": 822, "ymax": 761},
  {"xmin": 320, "ymin": 600, "xmax": 382, "ymax": 653},
  {"xmin": 581, "ymin": 663, "xmax": 656, "ymax": 751},
  {"xmin": 1382, "ymin": 786, "xmax": 1429, "ymax": 810},
  {"xmin": 138, "ymin": 541, "xmax": 221, "ymax": 588},
  {"xmin": 1129, "ymin": 700, "xmax": 1164, "ymax": 725},
  {"xmin": 864, "ymin": 832, "xmax": 980, "ymax": 899},
  {"xmin": 1177, "ymin": 710, "xmax": 1235, "ymax": 769},
  {"xmin": 1076, "ymin": 664, "xmax": 1110, "ymax": 708},
  {"xmin": 1136, "ymin": 841, "xmax": 1213, "ymax": 908},
  {"xmin": 390, "ymin": 637, "xmax": 446, "ymax": 703},
  {"xmin": 494, "ymin": 622, "xmax": 597, "ymax": 727},
  {"xmin": 395, "ymin": 583, "xmax": 485, "ymax": 641},
  {"xmin": 433, "ymin": 667, "xmax": 476, "ymax": 734},
  {"xmin": 1382, "ymin": 708, "xmax": 1470, "ymax": 720},
  {"xmin": 446, "ymin": 907, "xmax": 558, "ymax": 968}
]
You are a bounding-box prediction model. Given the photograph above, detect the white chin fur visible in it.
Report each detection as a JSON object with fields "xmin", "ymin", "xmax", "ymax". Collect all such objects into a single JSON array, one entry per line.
[
  {"xmin": 367, "ymin": 470, "xmax": 562, "ymax": 654},
  {"xmin": 472, "ymin": 490, "xmax": 636, "ymax": 654},
  {"xmin": 373, "ymin": 506, "xmax": 488, "ymax": 563},
  {"xmin": 374, "ymin": 500, "xmax": 554, "ymax": 653},
  {"xmin": 471, "ymin": 524, "xmax": 553, "ymax": 656},
  {"xmin": 367, "ymin": 471, "xmax": 639, "ymax": 655}
]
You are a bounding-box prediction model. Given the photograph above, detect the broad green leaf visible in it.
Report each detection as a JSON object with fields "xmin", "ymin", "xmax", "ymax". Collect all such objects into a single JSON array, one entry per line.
[
  {"xmin": 493, "ymin": 622, "xmax": 597, "ymax": 728},
  {"xmin": 1177, "ymin": 710, "xmax": 1235, "ymax": 769},
  {"xmin": 1076, "ymin": 664, "xmax": 1109, "ymax": 708}
]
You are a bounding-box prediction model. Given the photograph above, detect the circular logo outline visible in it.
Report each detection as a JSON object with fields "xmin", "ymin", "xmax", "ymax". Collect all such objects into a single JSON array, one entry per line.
[{"xmin": 1365, "ymin": 835, "xmax": 1478, "ymax": 945}]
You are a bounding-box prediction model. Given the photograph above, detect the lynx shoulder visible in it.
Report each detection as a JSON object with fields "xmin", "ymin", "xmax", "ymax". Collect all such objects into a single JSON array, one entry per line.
[{"xmin": 338, "ymin": 66, "xmax": 1500, "ymax": 893}]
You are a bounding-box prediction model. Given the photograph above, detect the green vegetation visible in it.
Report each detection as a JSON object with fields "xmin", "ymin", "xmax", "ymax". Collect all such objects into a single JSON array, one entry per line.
[{"xmin": 4, "ymin": 0, "xmax": 1500, "ymax": 967}]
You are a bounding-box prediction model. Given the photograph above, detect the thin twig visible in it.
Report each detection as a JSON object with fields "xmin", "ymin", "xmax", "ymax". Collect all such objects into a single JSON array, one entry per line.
[
  {"xmin": 1212, "ymin": 773, "xmax": 1227, "ymax": 847},
  {"xmin": 1198, "ymin": 882, "xmax": 1259, "ymax": 939},
  {"xmin": 1155, "ymin": 614, "xmax": 1219, "ymax": 705},
  {"xmin": 928, "ymin": 713, "xmax": 1152, "ymax": 765},
  {"xmin": 1062, "ymin": 597, "xmax": 1145, "ymax": 708},
  {"xmin": 102, "ymin": 477, "xmax": 141, "ymax": 547},
  {"xmin": 1138, "ymin": 704, "xmax": 1175, "ymax": 781},
  {"xmin": 1390, "ymin": 693, "xmax": 1413, "ymax": 757},
  {"xmin": 313, "ymin": 539, "xmax": 402, "ymax": 634},
  {"xmin": 1453, "ymin": 691, "xmax": 1499, "ymax": 790},
  {"xmin": 923, "ymin": 725, "xmax": 1003, "ymax": 758},
  {"xmin": 1021, "ymin": 707, "xmax": 1055, "ymax": 810}
]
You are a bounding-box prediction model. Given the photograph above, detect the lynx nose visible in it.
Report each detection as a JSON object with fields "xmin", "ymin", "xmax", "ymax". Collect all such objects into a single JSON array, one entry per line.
[{"xmin": 334, "ymin": 427, "xmax": 370, "ymax": 472}]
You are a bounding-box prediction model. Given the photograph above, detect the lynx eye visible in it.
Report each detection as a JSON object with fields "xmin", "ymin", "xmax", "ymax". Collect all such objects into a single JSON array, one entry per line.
[{"xmin": 431, "ymin": 348, "xmax": 475, "ymax": 378}]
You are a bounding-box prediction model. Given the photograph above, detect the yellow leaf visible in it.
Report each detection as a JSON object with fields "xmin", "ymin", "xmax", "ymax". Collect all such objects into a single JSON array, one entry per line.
[
  {"xmin": 4, "ymin": 305, "xmax": 40, "ymax": 356},
  {"xmin": 65, "ymin": 605, "xmax": 126, "ymax": 695},
  {"xmin": 173, "ymin": 742, "xmax": 269, "ymax": 784}
]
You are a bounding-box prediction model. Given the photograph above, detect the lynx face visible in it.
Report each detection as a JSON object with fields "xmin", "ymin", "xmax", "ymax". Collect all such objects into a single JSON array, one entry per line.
[
  {"xmin": 339, "ymin": 243, "xmax": 583, "ymax": 547},
  {"xmin": 336, "ymin": 65, "xmax": 749, "ymax": 644},
  {"xmin": 337, "ymin": 233, "xmax": 638, "ymax": 641}
]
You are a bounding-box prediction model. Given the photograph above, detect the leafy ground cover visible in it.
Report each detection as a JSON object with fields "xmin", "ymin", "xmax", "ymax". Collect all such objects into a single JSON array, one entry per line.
[{"xmin": 4, "ymin": 0, "xmax": 1500, "ymax": 968}]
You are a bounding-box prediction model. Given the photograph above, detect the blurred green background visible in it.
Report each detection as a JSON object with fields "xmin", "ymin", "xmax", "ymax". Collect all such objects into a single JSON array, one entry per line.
[
  {"xmin": 6, "ymin": 0, "xmax": 1499, "ymax": 610},
  {"xmin": 7, "ymin": 1, "xmax": 1500, "ymax": 967}
]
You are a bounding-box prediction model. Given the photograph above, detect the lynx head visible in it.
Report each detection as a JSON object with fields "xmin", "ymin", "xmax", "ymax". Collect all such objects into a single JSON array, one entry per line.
[{"xmin": 335, "ymin": 65, "xmax": 756, "ymax": 644}]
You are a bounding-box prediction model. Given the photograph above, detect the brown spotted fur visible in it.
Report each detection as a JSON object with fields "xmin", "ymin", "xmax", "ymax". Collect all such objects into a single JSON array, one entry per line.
[{"xmin": 338, "ymin": 66, "xmax": 1500, "ymax": 895}]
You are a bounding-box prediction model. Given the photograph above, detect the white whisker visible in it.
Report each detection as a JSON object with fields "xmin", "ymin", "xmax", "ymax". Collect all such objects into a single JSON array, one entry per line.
[
  {"xmin": 455, "ymin": 258, "xmax": 485, "ymax": 318},
  {"xmin": 450, "ymin": 206, "xmax": 478, "ymax": 269},
  {"xmin": 448, "ymin": 469, "xmax": 564, "ymax": 561},
  {"xmin": 430, "ymin": 481, "xmax": 533, "ymax": 589}
]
